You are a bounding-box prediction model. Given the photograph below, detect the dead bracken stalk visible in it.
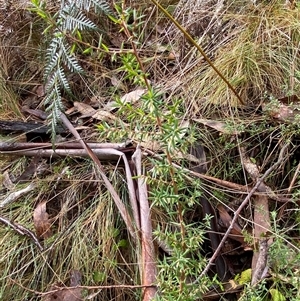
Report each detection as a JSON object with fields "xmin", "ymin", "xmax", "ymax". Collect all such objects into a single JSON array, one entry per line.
[
  {"xmin": 132, "ymin": 145, "xmax": 157, "ymax": 301},
  {"xmin": 59, "ymin": 112, "xmax": 137, "ymax": 239}
]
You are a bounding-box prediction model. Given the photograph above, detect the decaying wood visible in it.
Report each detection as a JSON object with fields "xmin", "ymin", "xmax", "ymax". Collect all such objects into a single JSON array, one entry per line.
[
  {"xmin": 251, "ymin": 239, "xmax": 269, "ymax": 285},
  {"xmin": 251, "ymin": 195, "xmax": 271, "ymax": 285},
  {"xmin": 0, "ymin": 120, "xmax": 67, "ymax": 134}
]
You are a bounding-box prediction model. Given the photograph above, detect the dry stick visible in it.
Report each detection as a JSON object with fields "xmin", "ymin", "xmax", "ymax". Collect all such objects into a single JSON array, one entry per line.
[
  {"xmin": 101, "ymin": 148, "xmax": 140, "ymax": 230},
  {"xmin": 132, "ymin": 145, "xmax": 157, "ymax": 301},
  {"xmin": 0, "ymin": 183, "xmax": 36, "ymax": 208},
  {"xmin": 193, "ymin": 143, "xmax": 289, "ymax": 283},
  {"xmin": 2, "ymin": 147, "xmax": 140, "ymax": 226},
  {"xmin": 145, "ymin": 149, "xmax": 252, "ymax": 193},
  {"xmin": 1, "ymin": 148, "xmax": 128, "ymax": 161},
  {"xmin": 0, "ymin": 216, "xmax": 43, "ymax": 251},
  {"xmin": 146, "ymin": 149, "xmax": 291, "ymax": 201},
  {"xmin": 1, "ymin": 145, "xmax": 140, "ymax": 228},
  {"xmin": 0, "ymin": 141, "xmax": 130, "ymax": 151},
  {"xmin": 59, "ymin": 112, "xmax": 137, "ymax": 239},
  {"xmin": 287, "ymin": 161, "xmax": 300, "ymax": 193}
]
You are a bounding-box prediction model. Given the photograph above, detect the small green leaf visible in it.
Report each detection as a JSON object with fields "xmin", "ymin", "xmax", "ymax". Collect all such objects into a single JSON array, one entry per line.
[
  {"xmin": 83, "ymin": 47, "xmax": 92, "ymax": 54},
  {"xmin": 108, "ymin": 15, "xmax": 119, "ymax": 24},
  {"xmin": 70, "ymin": 43, "xmax": 76, "ymax": 55},
  {"xmin": 93, "ymin": 271, "xmax": 106, "ymax": 283},
  {"xmin": 101, "ymin": 43, "xmax": 109, "ymax": 52},
  {"xmin": 237, "ymin": 268, "xmax": 252, "ymax": 285},
  {"xmin": 269, "ymin": 288, "xmax": 286, "ymax": 301},
  {"xmin": 112, "ymin": 228, "xmax": 120, "ymax": 237},
  {"xmin": 76, "ymin": 29, "xmax": 82, "ymax": 41},
  {"xmin": 37, "ymin": 11, "xmax": 47, "ymax": 19},
  {"xmin": 117, "ymin": 239, "xmax": 129, "ymax": 248}
]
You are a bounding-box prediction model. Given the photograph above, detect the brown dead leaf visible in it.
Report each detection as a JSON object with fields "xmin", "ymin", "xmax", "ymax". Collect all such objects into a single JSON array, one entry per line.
[
  {"xmin": 271, "ymin": 104, "xmax": 295, "ymax": 122},
  {"xmin": 73, "ymin": 101, "xmax": 96, "ymax": 117},
  {"xmin": 262, "ymin": 97, "xmax": 300, "ymax": 124},
  {"xmin": 33, "ymin": 201, "xmax": 52, "ymax": 239},
  {"xmin": 42, "ymin": 270, "xmax": 82, "ymax": 301},
  {"xmin": 193, "ymin": 118, "xmax": 243, "ymax": 135},
  {"xmin": 62, "ymin": 289, "xmax": 82, "ymax": 301},
  {"xmin": 139, "ymin": 140, "xmax": 161, "ymax": 151},
  {"xmin": 65, "ymin": 106, "xmax": 77, "ymax": 115},
  {"xmin": 217, "ymin": 204, "xmax": 247, "ymax": 246},
  {"xmin": 92, "ymin": 110, "xmax": 118, "ymax": 122},
  {"xmin": 90, "ymin": 95, "xmax": 106, "ymax": 107},
  {"xmin": 43, "ymin": 288, "xmax": 64, "ymax": 301},
  {"xmin": 42, "ymin": 288, "xmax": 82, "ymax": 301},
  {"xmin": 2, "ymin": 170, "xmax": 14, "ymax": 190},
  {"xmin": 64, "ymin": 269, "xmax": 82, "ymax": 301},
  {"xmin": 167, "ymin": 52, "xmax": 177, "ymax": 60},
  {"xmin": 22, "ymin": 106, "xmax": 48, "ymax": 120},
  {"xmin": 35, "ymin": 85, "xmax": 45, "ymax": 97},
  {"xmin": 111, "ymin": 76, "xmax": 126, "ymax": 91},
  {"xmin": 120, "ymin": 88, "xmax": 147, "ymax": 104}
]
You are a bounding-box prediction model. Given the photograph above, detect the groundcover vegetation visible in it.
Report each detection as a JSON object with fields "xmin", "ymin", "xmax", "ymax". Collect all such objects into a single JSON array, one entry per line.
[{"xmin": 0, "ymin": 0, "xmax": 300, "ymax": 300}]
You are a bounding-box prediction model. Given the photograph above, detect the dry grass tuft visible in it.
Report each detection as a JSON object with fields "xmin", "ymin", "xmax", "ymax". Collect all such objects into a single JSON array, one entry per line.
[
  {"xmin": 0, "ymin": 159, "xmax": 137, "ymax": 300},
  {"xmin": 150, "ymin": 0, "xmax": 300, "ymax": 115}
]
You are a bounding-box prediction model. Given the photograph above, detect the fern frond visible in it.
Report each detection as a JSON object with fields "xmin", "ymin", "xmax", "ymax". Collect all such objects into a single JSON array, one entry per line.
[
  {"xmin": 45, "ymin": 52, "xmax": 61, "ymax": 79},
  {"xmin": 61, "ymin": 5, "xmax": 97, "ymax": 31},
  {"xmin": 45, "ymin": 37, "xmax": 60, "ymax": 61},
  {"xmin": 39, "ymin": 0, "xmax": 111, "ymax": 140},
  {"xmin": 60, "ymin": 42, "xmax": 84, "ymax": 73},
  {"xmin": 57, "ymin": 67, "xmax": 71, "ymax": 93},
  {"xmin": 44, "ymin": 35, "xmax": 64, "ymax": 78},
  {"xmin": 45, "ymin": 85, "xmax": 64, "ymax": 141},
  {"xmin": 44, "ymin": 86, "xmax": 57, "ymax": 104},
  {"xmin": 90, "ymin": 0, "xmax": 113, "ymax": 15},
  {"xmin": 73, "ymin": 0, "xmax": 113, "ymax": 15}
]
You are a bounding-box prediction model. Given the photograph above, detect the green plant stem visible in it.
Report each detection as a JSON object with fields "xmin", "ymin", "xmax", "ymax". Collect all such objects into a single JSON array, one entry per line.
[
  {"xmin": 120, "ymin": 8, "xmax": 187, "ymax": 290},
  {"xmin": 150, "ymin": 0, "xmax": 245, "ymax": 105}
]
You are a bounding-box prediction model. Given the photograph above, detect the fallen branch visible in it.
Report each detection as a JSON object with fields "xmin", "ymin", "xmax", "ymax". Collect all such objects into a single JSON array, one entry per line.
[
  {"xmin": 0, "ymin": 141, "xmax": 131, "ymax": 151},
  {"xmin": 0, "ymin": 148, "xmax": 129, "ymax": 161},
  {"xmin": 240, "ymin": 147, "xmax": 272, "ymax": 284},
  {"xmin": 193, "ymin": 142, "xmax": 289, "ymax": 282}
]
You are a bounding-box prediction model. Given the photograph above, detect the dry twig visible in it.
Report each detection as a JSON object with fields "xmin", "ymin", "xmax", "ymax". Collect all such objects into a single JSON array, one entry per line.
[{"xmin": 193, "ymin": 142, "xmax": 289, "ymax": 282}]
